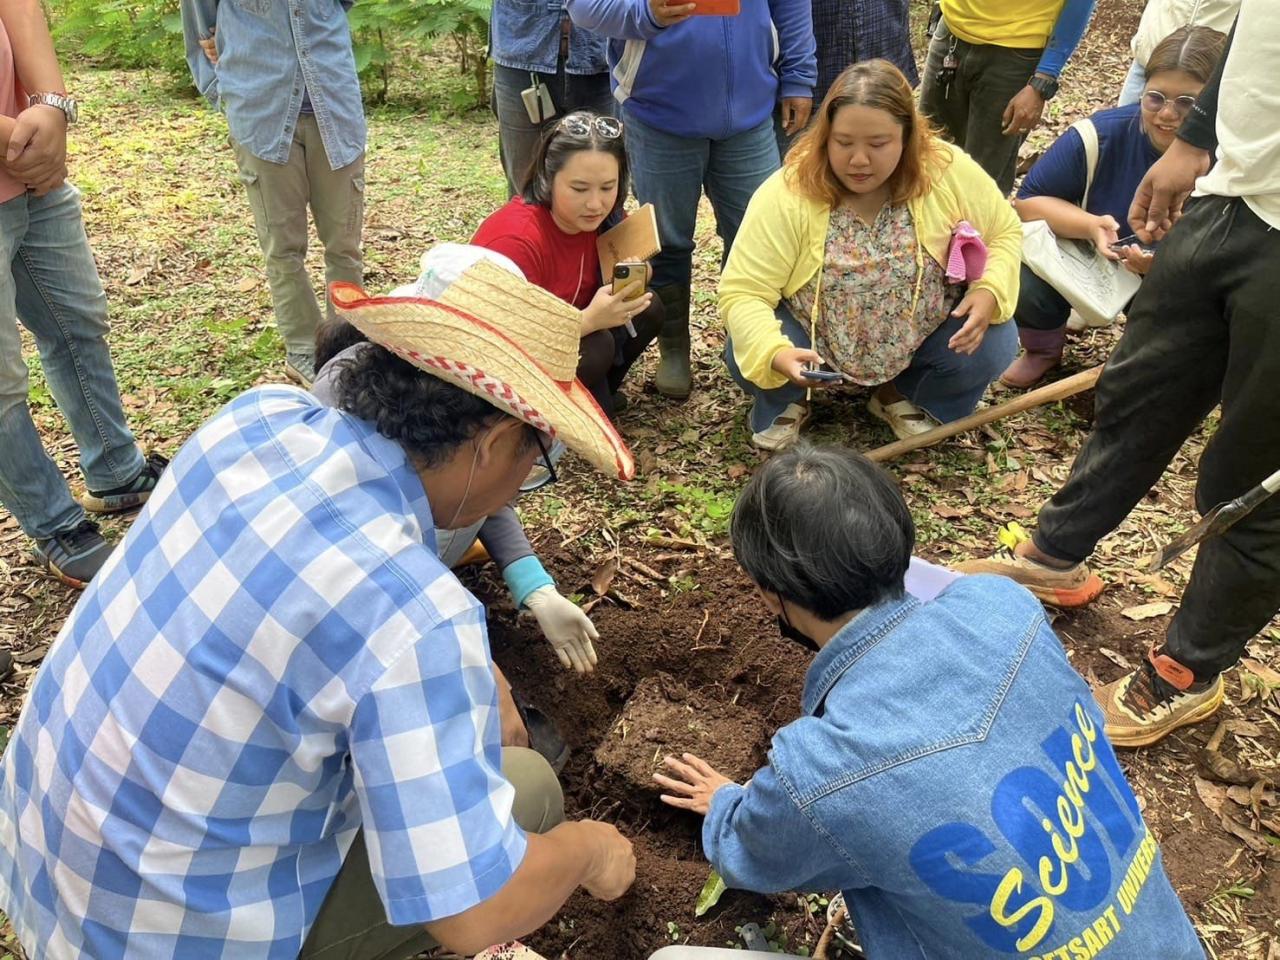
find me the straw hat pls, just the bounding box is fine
[329,247,635,480]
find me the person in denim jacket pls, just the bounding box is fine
[491,0,615,196]
[656,443,1205,960]
[180,0,366,387]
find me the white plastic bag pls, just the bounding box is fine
[1021,219,1141,326]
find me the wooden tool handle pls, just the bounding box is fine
[865,365,1104,463]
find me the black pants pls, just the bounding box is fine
[1034,197,1280,680]
[919,19,1041,195]
[578,296,664,419]
[1016,265,1072,330]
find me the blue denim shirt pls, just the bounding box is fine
[703,576,1205,959]
[491,0,608,76]
[180,0,366,170]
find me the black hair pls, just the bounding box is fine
[320,321,534,469]
[315,319,370,370]
[729,442,915,620]
[520,110,629,218]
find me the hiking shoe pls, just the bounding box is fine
[31,519,114,589]
[955,549,1105,608]
[285,352,315,389]
[751,402,809,451]
[1095,654,1224,748]
[82,452,169,515]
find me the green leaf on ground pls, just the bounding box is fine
[694,869,726,917]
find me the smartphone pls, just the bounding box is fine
[801,368,847,382]
[611,261,646,337]
[688,0,741,14]
[611,261,647,300]
[1108,234,1156,254]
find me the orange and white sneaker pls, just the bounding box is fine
[954,549,1105,608]
[1094,649,1224,748]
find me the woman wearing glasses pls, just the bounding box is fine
[472,111,663,419]
[1001,26,1227,388]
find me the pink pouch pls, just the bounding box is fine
[946,220,988,283]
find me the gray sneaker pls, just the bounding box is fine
[32,519,115,589]
[285,353,315,389]
[82,452,168,515]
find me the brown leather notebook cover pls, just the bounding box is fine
[597,203,661,277]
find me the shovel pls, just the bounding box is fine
[1146,467,1280,571]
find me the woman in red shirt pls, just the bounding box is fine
[473,112,662,419]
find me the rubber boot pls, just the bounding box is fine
[653,283,692,400]
[1000,324,1067,389]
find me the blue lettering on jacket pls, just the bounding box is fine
[907,702,1144,954]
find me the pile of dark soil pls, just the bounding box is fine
[480,547,819,958]
[593,673,770,797]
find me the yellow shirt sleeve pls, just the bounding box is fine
[941,149,1023,323]
[719,171,822,390]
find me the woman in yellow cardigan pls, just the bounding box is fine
[720,60,1021,450]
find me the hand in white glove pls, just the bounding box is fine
[523,585,599,673]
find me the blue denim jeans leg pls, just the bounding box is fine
[492,63,615,197]
[624,112,780,289]
[723,302,809,434]
[0,185,143,540]
[1118,58,1146,107]
[726,304,1016,431]
[895,313,1018,422]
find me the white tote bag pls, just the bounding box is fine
[1020,119,1141,327]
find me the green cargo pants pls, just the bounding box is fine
[298,747,565,960]
[231,113,364,361]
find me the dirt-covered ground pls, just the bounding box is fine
[1,0,1278,957]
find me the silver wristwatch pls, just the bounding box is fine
[27,92,78,125]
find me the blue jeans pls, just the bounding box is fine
[724,302,1017,432]
[1118,57,1145,107]
[623,112,780,289]
[0,185,142,539]
[492,63,615,197]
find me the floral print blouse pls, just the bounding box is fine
[786,200,956,385]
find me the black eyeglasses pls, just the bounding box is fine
[1141,90,1197,118]
[556,115,623,140]
[520,430,562,493]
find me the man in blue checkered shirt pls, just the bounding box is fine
[0,251,638,959]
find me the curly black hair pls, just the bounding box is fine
[322,321,531,469]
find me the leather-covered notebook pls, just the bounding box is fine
[597,203,661,277]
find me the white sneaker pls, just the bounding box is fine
[751,402,809,451]
[867,393,939,440]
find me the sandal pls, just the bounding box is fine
[867,393,939,440]
[751,402,809,451]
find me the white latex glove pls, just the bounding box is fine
[524,585,599,673]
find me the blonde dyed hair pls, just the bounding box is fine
[785,59,947,208]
